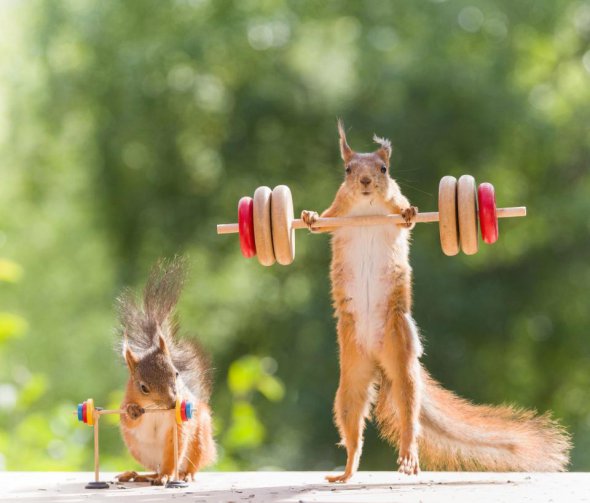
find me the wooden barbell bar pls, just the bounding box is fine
[217,207,526,234]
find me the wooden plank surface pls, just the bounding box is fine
[1,471,589,502]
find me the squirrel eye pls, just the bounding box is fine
[140,383,149,395]
[175,371,179,378]
[345,166,352,174]
[380,165,387,174]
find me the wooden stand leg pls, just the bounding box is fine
[166,421,188,489]
[85,414,109,489]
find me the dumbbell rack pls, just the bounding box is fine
[75,398,193,489]
[217,175,527,264]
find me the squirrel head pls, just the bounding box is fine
[337,119,395,204]
[118,258,188,410]
[123,331,178,409]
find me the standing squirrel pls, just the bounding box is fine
[301,121,570,483]
[115,258,216,485]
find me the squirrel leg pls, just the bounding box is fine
[377,311,422,475]
[326,315,377,484]
[150,426,180,486]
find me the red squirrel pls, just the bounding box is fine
[115,258,216,485]
[301,121,570,483]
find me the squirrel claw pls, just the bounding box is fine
[301,210,319,232]
[150,474,170,486]
[401,206,418,229]
[125,403,145,420]
[397,449,420,475]
[179,471,196,482]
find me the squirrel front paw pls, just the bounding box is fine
[125,403,145,420]
[301,210,319,231]
[401,206,418,229]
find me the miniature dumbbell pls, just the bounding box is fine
[75,398,193,489]
[76,398,193,426]
[217,175,526,264]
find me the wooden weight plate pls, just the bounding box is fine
[253,186,276,266]
[271,185,295,265]
[457,175,478,255]
[438,176,460,256]
[478,183,499,244]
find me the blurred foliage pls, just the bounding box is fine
[0,0,589,472]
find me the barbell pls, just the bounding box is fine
[74,397,194,489]
[217,175,527,265]
[76,398,193,426]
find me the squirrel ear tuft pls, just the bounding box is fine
[158,332,170,356]
[337,119,354,164]
[124,346,138,372]
[373,133,392,162]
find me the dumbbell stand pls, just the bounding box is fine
[83,408,187,489]
[216,206,527,235]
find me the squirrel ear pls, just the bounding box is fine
[124,345,138,372]
[337,119,354,164]
[158,332,170,356]
[373,133,392,162]
[122,330,138,372]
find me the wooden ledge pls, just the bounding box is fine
[1,471,588,502]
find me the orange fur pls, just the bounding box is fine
[302,122,571,483]
[119,381,216,484]
[116,259,216,485]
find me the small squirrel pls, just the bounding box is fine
[301,121,570,483]
[115,258,216,485]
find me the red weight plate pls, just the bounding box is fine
[478,183,499,244]
[180,399,187,422]
[82,401,88,424]
[238,197,256,258]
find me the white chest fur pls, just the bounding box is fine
[336,199,409,351]
[129,411,174,472]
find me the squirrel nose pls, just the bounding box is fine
[360,177,372,187]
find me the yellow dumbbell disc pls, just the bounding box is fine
[175,398,182,425]
[86,398,94,426]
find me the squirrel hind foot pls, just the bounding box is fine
[325,472,353,484]
[397,451,420,475]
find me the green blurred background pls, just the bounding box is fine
[0,0,589,473]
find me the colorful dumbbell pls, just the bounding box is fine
[75,397,194,490]
[77,398,95,426]
[175,399,194,425]
[217,176,526,264]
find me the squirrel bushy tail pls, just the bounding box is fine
[117,256,211,399]
[375,367,571,471]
